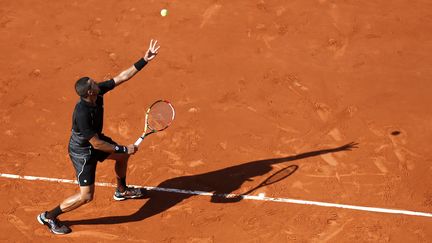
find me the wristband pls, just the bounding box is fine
[114,145,128,154]
[134,58,147,71]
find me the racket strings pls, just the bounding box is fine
[147,101,175,131]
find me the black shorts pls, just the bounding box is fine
[69,134,118,186]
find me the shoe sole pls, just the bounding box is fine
[36,214,70,235]
[113,195,126,201]
[36,214,44,225]
[113,195,143,201]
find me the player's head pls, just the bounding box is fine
[75,77,100,97]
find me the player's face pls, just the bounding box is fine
[88,79,100,96]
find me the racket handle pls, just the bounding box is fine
[134,137,144,146]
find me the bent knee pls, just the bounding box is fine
[80,193,94,203]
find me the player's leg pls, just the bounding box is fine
[96,134,146,200]
[106,152,146,200]
[109,152,129,190]
[60,184,95,212]
[37,185,95,235]
[37,153,97,234]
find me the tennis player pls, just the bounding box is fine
[37,39,160,235]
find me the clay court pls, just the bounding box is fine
[1,0,432,242]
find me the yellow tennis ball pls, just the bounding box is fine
[160,9,168,17]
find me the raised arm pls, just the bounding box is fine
[113,39,160,86]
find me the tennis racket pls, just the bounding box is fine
[242,164,298,195]
[134,100,175,146]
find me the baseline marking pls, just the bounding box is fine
[1,173,431,218]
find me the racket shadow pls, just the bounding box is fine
[238,164,299,197]
[64,142,358,226]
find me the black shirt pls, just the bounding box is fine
[69,79,115,149]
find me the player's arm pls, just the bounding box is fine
[89,134,137,155]
[75,109,136,154]
[113,39,160,86]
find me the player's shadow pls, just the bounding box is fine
[64,142,358,226]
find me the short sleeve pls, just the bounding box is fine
[74,108,96,139]
[98,79,115,95]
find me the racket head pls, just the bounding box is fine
[146,100,175,132]
[241,164,298,195]
[261,164,298,186]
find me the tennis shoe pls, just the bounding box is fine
[37,211,71,235]
[113,187,146,201]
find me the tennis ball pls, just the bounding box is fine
[160,9,168,17]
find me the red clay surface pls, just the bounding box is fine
[1,0,432,242]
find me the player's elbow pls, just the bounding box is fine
[116,73,128,82]
[114,71,132,84]
[90,141,105,150]
[89,136,104,150]
[90,143,101,150]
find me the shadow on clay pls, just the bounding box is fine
[64,142,358,226]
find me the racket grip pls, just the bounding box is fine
[134,137,144,146]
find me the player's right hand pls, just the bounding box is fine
[126,144,138,155]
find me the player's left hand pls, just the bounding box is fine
[144,39,160,62]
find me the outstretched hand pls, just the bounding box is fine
[338,142,359,151]
[144,39,160,62]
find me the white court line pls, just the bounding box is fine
[1,173,432,218]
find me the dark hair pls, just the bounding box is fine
[75,77,91,97]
